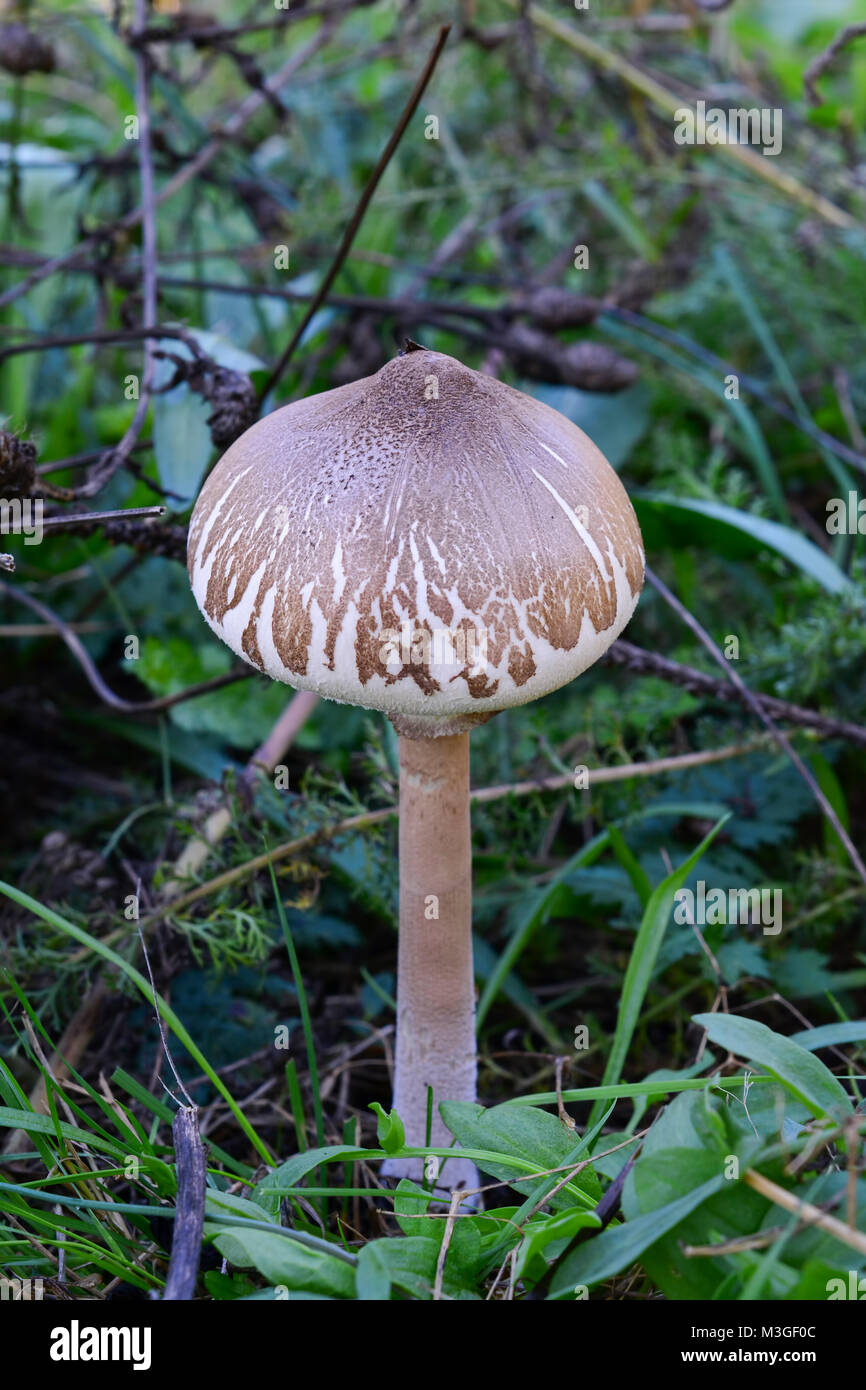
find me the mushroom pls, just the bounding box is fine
[187,344,644,1199]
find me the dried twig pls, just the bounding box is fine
[605,639,866,748]
[743,1167,866,1258]
[645,566,866,887]
[128,0,374,48]
[133,897,207,1301]
[0,324,205,362]
[0,578,252,712]
[162,1107,207,1300]
[433,1189,464,1300]
[38,505,166,532]
[804,22,866,105]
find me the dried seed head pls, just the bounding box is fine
[204,367,259,451]
[0,431,37,496]
[513,287,601,331]
[0,24,55,76]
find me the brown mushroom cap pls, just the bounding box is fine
[188,347,645,737]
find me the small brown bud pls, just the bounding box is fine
[0,431,38,496]
[0,24,55,77]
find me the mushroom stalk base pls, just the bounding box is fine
[381,731,479,1202]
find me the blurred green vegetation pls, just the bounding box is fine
[1,0,865,1303]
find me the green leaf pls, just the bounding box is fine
[589,816,729,1126]
[263,1145,370,1195]
[625,1058,712,1132]
[440,1101,600,1210]
[368,1102,406,1155]
[788,1021,866,1051]
[392,1179,442,1238]
[787,1260,861,1301]
[715,938,768,985]
[205,1190,277,1225]
[621,1114,771,1301]
[355,1237,438,1300]
[207,1225,355,1299]
[515,1207,602,1282]
[126,637,289,747]
[505,1073,779,1108]
[355,1241,392,1300]
[607,826,652,907]
[634,494,851,595]
[692,1013,853,1119]
[388,1181,485,1292]
[548,1174,725,1297]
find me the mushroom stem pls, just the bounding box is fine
[382,731,479,1199]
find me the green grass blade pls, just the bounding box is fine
[0,880,275,1166]
[269,863,324,1148]
[588,815,730,1127]
[476,830,612,1029]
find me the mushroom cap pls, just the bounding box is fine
[188,347,644,737]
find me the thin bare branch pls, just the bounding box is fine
[260,24,453,400]
[645,565,866,887]
[0,578,252,712]
[804,22,866,105]
[605,639,866,749]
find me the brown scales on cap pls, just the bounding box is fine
[188,348,644,738]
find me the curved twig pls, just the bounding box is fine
[645,566,866,888]
[605,640,866,749]
[0,578,253,712]
[804,22,866,105]
[140,735,771,927]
